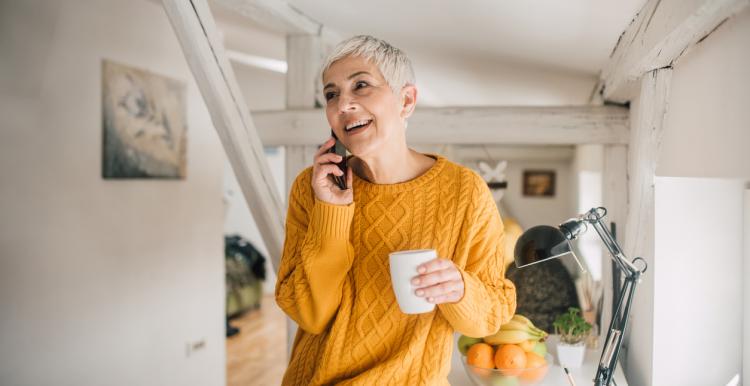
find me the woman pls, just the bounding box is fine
[275,35,516,385]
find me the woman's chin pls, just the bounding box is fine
[347,143,380,159]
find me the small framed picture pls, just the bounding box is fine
[523,170,556,197]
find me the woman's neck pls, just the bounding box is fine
[352,147,435,185]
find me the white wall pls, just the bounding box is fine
[655,14,750,180]
[500,160,573,231]
[572,145,604,281]
[623,8,750,386]
[409,48,596,106]
[0,1,225,385]
[653,178,745,386]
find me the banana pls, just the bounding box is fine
[509,314,548,337]
[482,314,549,345]
[511,314,534,325]
[498,320,534,332]
[484,329,541,345]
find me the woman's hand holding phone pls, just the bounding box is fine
[312,137,353,206]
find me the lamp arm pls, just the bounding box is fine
[576,207,647,386]
[583,208,640,276]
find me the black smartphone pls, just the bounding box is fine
[328,130,348,190]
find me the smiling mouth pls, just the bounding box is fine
[345,119,373,133]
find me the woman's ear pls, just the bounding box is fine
[399,84,418,120]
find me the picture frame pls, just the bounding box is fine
[522,170,556,197]
[102,59,187,179]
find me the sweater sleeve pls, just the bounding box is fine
[438,173,517,338]
[274,168,356,334]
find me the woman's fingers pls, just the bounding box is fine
[314,137,336,158]
[314,164,344,180]
[316,152,343,165]
[409,258,465,304]
[414,279,462,296]
[416,258,452,275]
[311,136,353,204]
[411,267,460,288]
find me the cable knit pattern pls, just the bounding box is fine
[275,154,517,385]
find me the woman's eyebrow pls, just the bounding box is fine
[324,71,372,90]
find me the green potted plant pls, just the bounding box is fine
[552,307,592,368]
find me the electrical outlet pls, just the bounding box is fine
[185,338,206,357]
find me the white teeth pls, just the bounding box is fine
[345,119,371,131]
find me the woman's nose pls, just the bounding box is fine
[337,94,357,113]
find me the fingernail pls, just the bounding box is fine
[418,267,426,273]
[415,290,424,296]
[411,278,420,285]
[427,297,434,302]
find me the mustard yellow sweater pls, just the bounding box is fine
[275,154,516,385]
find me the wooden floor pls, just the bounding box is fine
[227,295,287,386]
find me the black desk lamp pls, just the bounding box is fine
[513,207,647,386]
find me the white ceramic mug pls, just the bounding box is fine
[389,249,437,314]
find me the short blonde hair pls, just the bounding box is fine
[321,35,416,94]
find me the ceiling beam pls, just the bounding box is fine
[412,144,575,162]
[599,0,749,103]
[211,0,342,47]
[212,0,320,35]
[162,0,285,269]
[251,106,630,146]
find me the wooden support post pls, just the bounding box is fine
[284,34,324,188]
[601,144,628,343]
[621,68,672,386]
[283,33,325,359]
[161,0,285,268]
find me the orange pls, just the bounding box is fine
[519,351,548,382]
[494,344,527,376]
[466,343,495,369]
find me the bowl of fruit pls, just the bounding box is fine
[458,314,551,386]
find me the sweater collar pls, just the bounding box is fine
[351,153,447,195]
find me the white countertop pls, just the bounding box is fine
[447,334,629,386]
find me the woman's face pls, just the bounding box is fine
[322,55,414,158]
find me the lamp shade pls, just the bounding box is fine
[513,225,574,268]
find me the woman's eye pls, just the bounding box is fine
[324,92,337,101]
[355,81,368,89]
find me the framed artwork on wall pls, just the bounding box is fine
[522,170,556,197]
[102,60,187,179]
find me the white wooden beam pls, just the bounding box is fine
[252,106,630,146]
[283,34,326,360]
[161,0,285,269]
[212,0,320,35]
[286,35,324,109]
[622,68,672,386]
[601,144,628,345]
[411,144,575,162]
[211,0,343,46]
[600,0,748,103]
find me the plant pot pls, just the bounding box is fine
[556,342,585,368]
